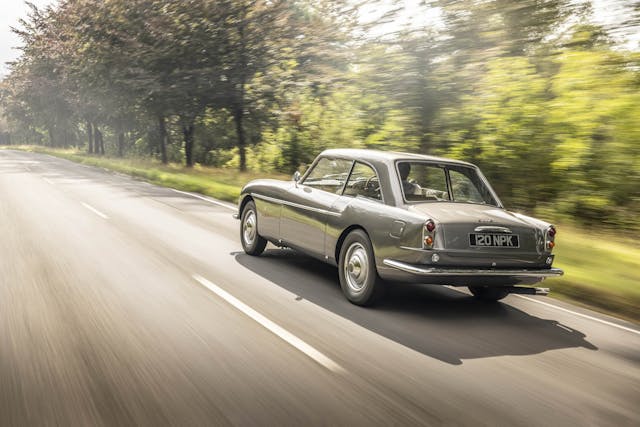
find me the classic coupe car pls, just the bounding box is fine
[237,149,563,306]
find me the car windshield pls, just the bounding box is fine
[397,161,499,206]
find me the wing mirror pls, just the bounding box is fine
[293,171,301,183]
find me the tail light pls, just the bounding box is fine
[545,226,557,251]
[423,220,436,249]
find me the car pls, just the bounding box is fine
[236,148,563,306]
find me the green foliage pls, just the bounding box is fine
[547,48,640,227]
[433,56,556,210]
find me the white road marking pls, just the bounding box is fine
[171,189,236,211]
[81,202,109,219]
[3,160,41,164]
[446,285,639,335]
[193,274,344,373]
[514,295,640,335]
[43,177,54,185]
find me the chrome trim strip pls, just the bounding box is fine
[382,259,564,277]
[251,193,342,217]
[399,246,426,252]
[474,226,512,233]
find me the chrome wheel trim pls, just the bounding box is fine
[243,210,257,246]
[344,242,369,294]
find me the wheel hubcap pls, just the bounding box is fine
[344,242,369,293]
[243,210,257,246]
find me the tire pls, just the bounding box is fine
[240,200,267,256]
[338,229,385,306]
[468,286,509,302]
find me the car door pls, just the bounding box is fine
[280,157,353,259]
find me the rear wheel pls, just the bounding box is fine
[240,201,267,256]
[338,230,384,306]
[468,286,509,302]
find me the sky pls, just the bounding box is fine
[0,0,637,77]
[0,0,55,76]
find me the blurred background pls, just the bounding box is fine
[0,0,638,318]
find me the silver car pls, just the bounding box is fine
[237,149,563,306]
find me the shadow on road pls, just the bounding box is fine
[235,249,597,365]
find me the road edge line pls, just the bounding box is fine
[171,189,236,211]
[514,295,640,335]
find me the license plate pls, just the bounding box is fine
[470,233,519,248]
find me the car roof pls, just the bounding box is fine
[319,148,476,168]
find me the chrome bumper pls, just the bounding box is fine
[382,259,564,278]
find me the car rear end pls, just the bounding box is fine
[378,203,562,288]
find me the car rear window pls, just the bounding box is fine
[397,161,498,206]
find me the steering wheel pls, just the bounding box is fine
[364,175,380,193]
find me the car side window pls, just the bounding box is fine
[302,158,353,193]
[343,162,382,201]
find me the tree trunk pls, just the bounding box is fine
[234,16,248,172]
[117,131,125,157]
[94,125,104,155]
[157,115,168,164]
[86,121,94,154]
[183,123,195,167]
[288,127,300,172]
[48,127,55,147]
[234,107,247,172]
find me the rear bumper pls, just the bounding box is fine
[383,259,564,277]
[380,259,563,286]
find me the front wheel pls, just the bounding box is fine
[338,230,384,306]
[240,201,267,256]
[468,286,509,302]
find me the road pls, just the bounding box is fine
[0,149,638,426]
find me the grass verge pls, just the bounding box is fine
[5,145,639,323]
[546,226,640,323]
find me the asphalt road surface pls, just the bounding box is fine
[1,149,638,426]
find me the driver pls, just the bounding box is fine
[398,162,421,196]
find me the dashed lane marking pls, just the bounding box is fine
[81,202,109,219]
[193,274,344,373]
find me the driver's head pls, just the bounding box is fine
[398,162,411,180]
